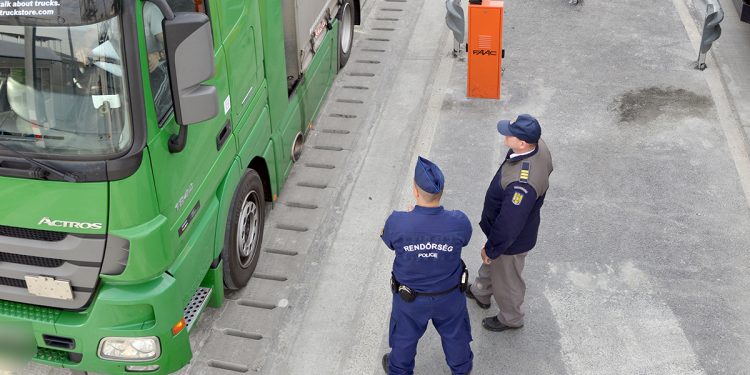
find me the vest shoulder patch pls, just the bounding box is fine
[519,161,530,183]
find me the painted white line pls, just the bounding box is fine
[545,262,705,375]
[672,0,750,209]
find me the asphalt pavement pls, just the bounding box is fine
[22,0,750,374]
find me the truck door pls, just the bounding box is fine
[215,0,263,125]
[143,0,235,256]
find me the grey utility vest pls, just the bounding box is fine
[500,139,553,198]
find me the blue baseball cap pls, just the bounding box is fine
[497,114,542,143]
[414,156,444,194]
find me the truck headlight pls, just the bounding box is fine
[97,337,160,361]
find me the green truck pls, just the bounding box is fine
[0,0,361,373]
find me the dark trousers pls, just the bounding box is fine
[387,288,473,375]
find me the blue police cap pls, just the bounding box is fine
[497,114,542,143]
[414,156,444,194]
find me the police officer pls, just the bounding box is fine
[465,114,553,332]
[381,157,473,375]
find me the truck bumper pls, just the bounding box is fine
[0,273,191,374]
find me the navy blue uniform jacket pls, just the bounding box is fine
[381,206,472,293]
[480,150,548,259]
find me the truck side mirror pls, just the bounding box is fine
[163,13,217,126]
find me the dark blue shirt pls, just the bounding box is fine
[381,206,472,293]
[480,153,546,259]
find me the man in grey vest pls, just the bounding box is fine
[465,114,553,332]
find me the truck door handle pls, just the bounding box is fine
[216,120,232,150]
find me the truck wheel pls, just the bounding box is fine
[223,170,265,290]
[337,0,355,68]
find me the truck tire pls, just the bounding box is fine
[222,169,265,290]
[338,0,356,68]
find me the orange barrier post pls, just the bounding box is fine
[467,0,504,99]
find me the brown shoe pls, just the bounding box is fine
[382,353,388,374]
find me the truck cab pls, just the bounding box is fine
[0,0,361,373]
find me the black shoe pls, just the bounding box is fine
[382,353,389,374]
[464,284,490,309]
[482,316,523,332]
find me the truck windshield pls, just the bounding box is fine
[0,17,132,159]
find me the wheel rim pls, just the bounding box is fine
[236,191,260,268]
[341,3,354,55]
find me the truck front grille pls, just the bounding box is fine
[0,276,26,288]
[0,233,105,310]
[0,252,65,268]
[0,225,66,242]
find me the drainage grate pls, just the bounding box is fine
[237,300,276,310]
[276,224,309,232]
[329,113,357,118]
[313,145,344,151]
[252,273,289,282]
[223,329,262,340]
[297,182,328,189]
[208,360,249,373]
[304,162,336,169]
[264,248,299,256]
[284,201,320,209]
[183,287,212,332]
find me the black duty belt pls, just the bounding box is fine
[390,260,469,303]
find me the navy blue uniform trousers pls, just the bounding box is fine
[388,288,473,375]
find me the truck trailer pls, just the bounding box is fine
[0,0,362,373]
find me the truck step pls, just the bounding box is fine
[184,287,212,332]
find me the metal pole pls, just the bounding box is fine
[446,0,465,57]
[697,51,707,71]
[696,0,724,70]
